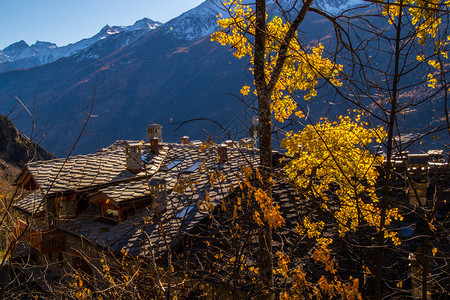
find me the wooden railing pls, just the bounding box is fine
[13,219,65,254]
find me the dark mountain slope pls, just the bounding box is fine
[0,6,340,157]
[0,114,53,167]
[0,113,54,194]
[0,24,255,156]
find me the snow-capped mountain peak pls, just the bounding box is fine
[99,25,120,35]
[164,0,364,41]
[2,40,34,61]
[0,18,162,71]
[164,1,223,41]
[31,41,58,51]
[128,18,162,31]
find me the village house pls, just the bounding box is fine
[7,124,449,298]
[9,124,275,296]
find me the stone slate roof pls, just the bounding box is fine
[22,142,167,196]
[14,192,45,216]
[92,178,163,206]
[13,139,297,264]
[51,141,261,258]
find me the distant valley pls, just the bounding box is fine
[0,0,446,157]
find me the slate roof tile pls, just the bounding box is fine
[13,192,45,215]
[17,140,282,260]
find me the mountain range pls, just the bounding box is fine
[0,18,161,72]
[1,0,443,157]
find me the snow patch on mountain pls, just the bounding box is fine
[73,27,153,62]
[165,0,364,41]
[164,1,223,41]
[2,41,35,61]
[313,0,364,14]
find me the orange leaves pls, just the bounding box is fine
[70,274,92,299]
[240,85,250,95]
[312,247,336,275]
[231,165,285,229]
[198,190,214,213]
[254,188,285,229]
[432,247,438,257]
[277,246,362,299]
[276,251,291,278]
[209,171,217,188]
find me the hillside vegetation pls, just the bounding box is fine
[0,114,53,194]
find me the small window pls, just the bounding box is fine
[106,208,119,219]
[185,162,201,173]
[176,205,195,218]
[167,159,182,170]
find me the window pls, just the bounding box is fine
[106,209,119,219]
[176,205,195,218]
[185,162,201,173]
[166,159,182,170]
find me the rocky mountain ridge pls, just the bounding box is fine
[0,18,161,72]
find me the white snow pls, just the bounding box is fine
[164,0,364,41]
[1,18,161,68]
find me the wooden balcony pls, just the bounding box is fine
[12,219,65,254]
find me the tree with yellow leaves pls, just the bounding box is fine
[282,112,401,240]
[212,0,449,298]
[212,1,343,296]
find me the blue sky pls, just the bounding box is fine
[0,0,205,49]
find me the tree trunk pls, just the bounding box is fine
[374,0,404,298]
[254,1,274,298]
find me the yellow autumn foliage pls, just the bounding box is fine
[382,0,447,45]
[282,112,402,237]
[383,0,449,90]
[211,0,342,122]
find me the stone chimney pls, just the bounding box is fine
[427,149,444,162]
[150,137,159,155]
[181,136,189,144]
[124,142,143,173]
[223,140,234,148]
[147,124,162,142]
[239,137,255,149]
[149,178,167,215]
[218,144,228,164]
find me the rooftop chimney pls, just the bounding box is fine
[224,140,235,148]
[124,142,143,173]
[239,137,255,149]
[147,124,162,142]
[150,137,159,155]
[149,178,167,215]
[218,144,228,164]
[181,136,189,145]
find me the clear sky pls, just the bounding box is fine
[0,0,205,50]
